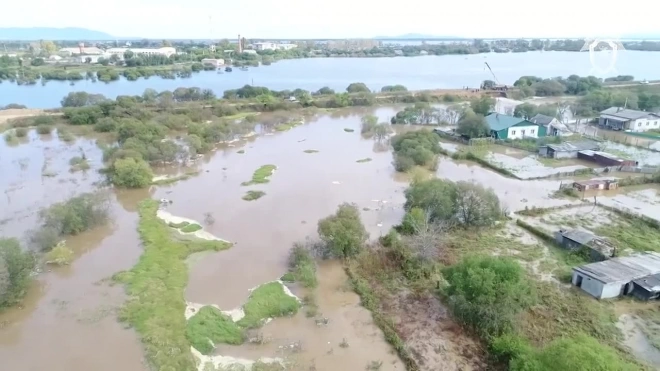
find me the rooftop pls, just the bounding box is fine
[484,113,529,131]
[573,252,660,284]
[545,141,600,152]
[633,273,660,292]
[600,107,659,120]
[530,113,555,126]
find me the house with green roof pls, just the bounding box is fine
[485,113,546,140]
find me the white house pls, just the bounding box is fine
[530,113,571,136]
[484,113,544,140]
[572,252,660,299]
[599,107,660,133]
[105,47,176,59]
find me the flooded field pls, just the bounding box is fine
[1,105,659,370]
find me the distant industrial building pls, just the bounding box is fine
[201,58,224,67]
[252,42,297,51]
[59,46,104,56]
[572,252,660,299]
[599,107,660,133]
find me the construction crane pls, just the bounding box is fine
[484,62,500,85]
[482,62,509,97]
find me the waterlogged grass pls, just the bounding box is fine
[356,158,372,163]
[152,171,200,186]
[274,121,301,132]
[596,215,660,253]
[241,165,276,186]
[242,190,266,201]
[169,221,190,229]
[303,149,319,154]
[288,244,318,288]
[237,282,300,329]
[181,223,203,233]
[186,306,243,354]
[344,128,355,132]
[115,199,231,371]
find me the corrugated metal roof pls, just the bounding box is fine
[600,107,659,120]
[545,141,600,152]
[484,113,529,131]
[530,114,555,126]
[574,252,660,284]
[633,273,660,292]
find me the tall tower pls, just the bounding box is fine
[237,34,242,53]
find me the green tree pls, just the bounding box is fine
[454,181,501,227]
[316,87,335,95]
[381,85,408,93]
[111,158,154,188]
[443,256,536,338]
[346,82,370,93]
[456,113,489,138]
[470,96,495,115]
[0,238,35,308]
[404,178,457,222]
[360,114,378,134]
[317,203,368,259]
[513,103,537,119]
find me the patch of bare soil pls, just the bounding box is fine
[381,290,489,371]
[0,108,52,130]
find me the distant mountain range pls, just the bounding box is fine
[0,27,122,40]
[374,33,466,40]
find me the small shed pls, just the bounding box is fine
[631,273,660,301]
[538,141,600,159]
[578,150,638,167]
[555,229,615,261]
[572,252,660,299]
[573,179,619,192]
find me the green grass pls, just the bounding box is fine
[69,156,90,172]
[152,171,200,186]
[344,128,355,132]
[288,244,318,288]
[596,215,660,253]
[241,165,276,186]
[57,129,75,142]
[280,272,295,282]
[274,121,301,131]
[242,190,266,201]
[637,307,660,350]
[186,306,244,354]
[356,158,372,163]
[168,221,190,229]
[303,149,319,153]
[115,199,231,371]
[237,282,300,329]
[181,224,203,233]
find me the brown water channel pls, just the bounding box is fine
[0,106,587,370]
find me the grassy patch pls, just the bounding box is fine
[242,190,266,201]
[115,199,231,371]
[280,272,295,282]
[168,221,190,229]
[274,121,300,131]
[303,149,319,154]
[241,165,276,186]
[36,125,52,135]
[237,282,300,329]
[186,306,243,354]
[44,242,74,265]
[180,224,203,233]
[69,156,90,172]
[4,131,17,144]
[57,128,75,142]
[152,171,200,186]
[344,128,355,132]
[237,149,245,154]
[356,157,372,163]
[288,243,318,288]
[596,214,660,253]
[637,307,660,350]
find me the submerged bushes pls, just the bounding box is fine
[288,241,319,288]
[391,130,442,172]
[28,192,111,252]
[0,238,36,309]
[317,203,368,259]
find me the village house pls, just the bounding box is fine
[538,140,600,159]
[484,113,545,140]
[555,229,615,261]
[529,113,571,136]
[200,58,225,67]
[599,107,660,132]
[572,252,660,299]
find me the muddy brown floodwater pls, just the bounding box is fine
[0,106,581,371]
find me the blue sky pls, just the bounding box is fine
[1,0,658,39]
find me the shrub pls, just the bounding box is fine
[36,125,52,135]
[288,242,318,288]
[94,117,118,132]
[317,203,368,259]
[29,192,110,251]
[0,238,35,308]
[110,157,154,188]
[186,306,243,354]
[14,127,28,137]
[390,130,442,171]
[442,256,536,338]
[33,115,55,126]
[44,241,74,265]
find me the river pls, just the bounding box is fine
[3,50,660,108]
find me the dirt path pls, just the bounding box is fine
[0,108,47,130]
